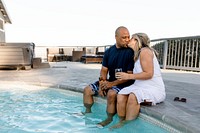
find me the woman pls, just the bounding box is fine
[112,33,166,128]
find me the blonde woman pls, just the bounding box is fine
[112,33,166,128]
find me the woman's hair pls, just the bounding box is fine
[132,33,157,60]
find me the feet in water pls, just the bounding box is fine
[83,103,93,114]
[97,118,113,127]
[109,120,131,129]
[81,107,92,115]
[81,110,91,115]
[85,107,92,113]
[97,112,115,127]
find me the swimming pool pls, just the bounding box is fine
[0,84,176,133]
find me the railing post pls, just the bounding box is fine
[163,40,168,69]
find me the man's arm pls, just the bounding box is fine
[98,66,108,97]
[100,66,108,80]
[101,70,133,91]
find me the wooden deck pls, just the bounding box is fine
[81,55,103,64]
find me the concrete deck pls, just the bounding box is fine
[0,62,199,133]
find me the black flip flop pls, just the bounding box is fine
[174,97,187,103]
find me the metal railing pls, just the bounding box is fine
[34,36,200,72]
[151,36,200,72]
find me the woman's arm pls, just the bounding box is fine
[134,48,154,80]
[116,48,154,80]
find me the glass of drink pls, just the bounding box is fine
[115,68,122,78]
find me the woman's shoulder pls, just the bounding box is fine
[140,47,153,57]
[140,47,153,53]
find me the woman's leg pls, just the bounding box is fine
[125,93,140,120]
[110,93,140,129]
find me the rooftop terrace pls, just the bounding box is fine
[0,62,199,132]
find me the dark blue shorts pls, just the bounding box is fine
[89,81,123,96]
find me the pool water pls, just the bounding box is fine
[0,84,169,133]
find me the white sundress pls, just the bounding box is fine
[118,53,166,105]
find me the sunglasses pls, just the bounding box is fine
[174,97,187,103]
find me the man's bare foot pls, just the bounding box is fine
[81,109,92,115]
[97,118,113,127]
[85,109,92,113]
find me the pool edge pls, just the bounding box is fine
[1,81,197,133]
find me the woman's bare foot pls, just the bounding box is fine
[109,120,131,129]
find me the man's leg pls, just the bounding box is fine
[83,85,94,113]
[117,94,128,121]
[125,93,140,120]
[98,89,117,126]
[109,94,128,129]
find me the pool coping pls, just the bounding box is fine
[6,81,197,133]
[58,84,198,133]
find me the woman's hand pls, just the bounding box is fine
[115,72,132,80]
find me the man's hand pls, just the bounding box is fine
[100,80,112,91]
[99,80,106,97]
[98,89,105,97]
[99,80,112,97]
[103,81,112,90]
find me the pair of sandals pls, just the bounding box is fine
[140,97,187,106]
[174,97,187,103]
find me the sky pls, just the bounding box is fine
[3,0,200,46]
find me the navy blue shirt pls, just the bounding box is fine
[102,44,135,88]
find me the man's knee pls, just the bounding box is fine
[107,90,117,101]
[83,86,93,96]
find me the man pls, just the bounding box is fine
[83,26,135,127]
